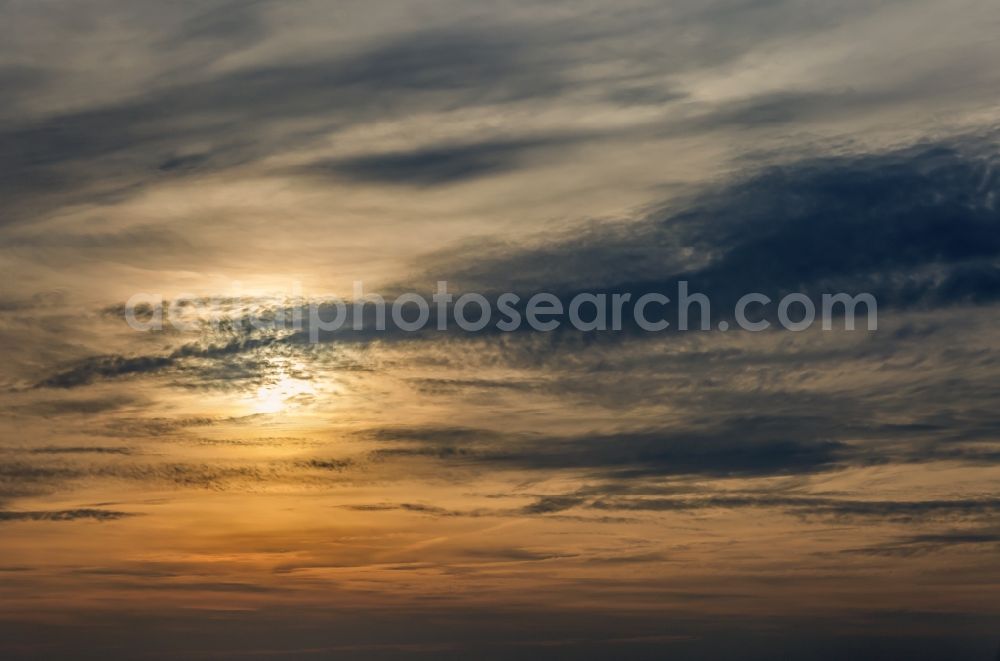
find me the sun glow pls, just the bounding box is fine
[250,375,315,414]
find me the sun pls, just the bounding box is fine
[253,387,286,414]
[250,375,314,414]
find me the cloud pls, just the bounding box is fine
[367,423,848,478]
[27,135,999,396]
[842,529,1000,556]
[345,502,468,517]
[0,64,53,117]
[36,355,175,389]
[0,458,282,503]
[589,495,1000,522]
[0,26,562,226]
[11,395,138,416]
[298,458,353,471]
[343,494,586,519]
[302,137,566,186]
[437,136,1000,314]
[343,491,1000,525]
[0,508,136,522]
[29,447,133,455]
[34,334,283,388]
[99,415,223,437]
[519,495,587,514]
[3,3,1000,658]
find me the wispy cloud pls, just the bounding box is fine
[0,508,136,522]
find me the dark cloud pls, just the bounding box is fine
[29,446,133,455]
[361,400,1000,483]
[606,85,687,107]
[91,461,279,488]
[40,135,997,392]
[367,424,847,478]
[344,495,594,521]
[669,88,917,132]
[691,90,854,127]
[345,491,1000,525]
[589,495,1000,522]
[406,377,543,394]
[460,547,576,562]
[303,138,563,186]
[483,434,844,478]
[344,495,586,519]
[298,458,353,471]
[36,355,175,389]
[0,462,80,483]
[842,529,1000,556]
[436,137,1000,317]
[100,415,222,437]
[11,395,138,416]
[6,0,915,231]
[34,334,283,388]
[346,502,468,517]
[0,27,562,226]
[0,458,280,502]
[518,495,586,514]
[0,64,51,117]
[0,508,136,522]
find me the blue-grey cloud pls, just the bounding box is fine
[368,423,848,478]
[438,136,1000,315]
[590,495,1000,521]
[0,27,562,225]
[303,138,565,186]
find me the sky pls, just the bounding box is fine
[1,0,1000,659]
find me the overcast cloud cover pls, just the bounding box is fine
[2,1,1000,659]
